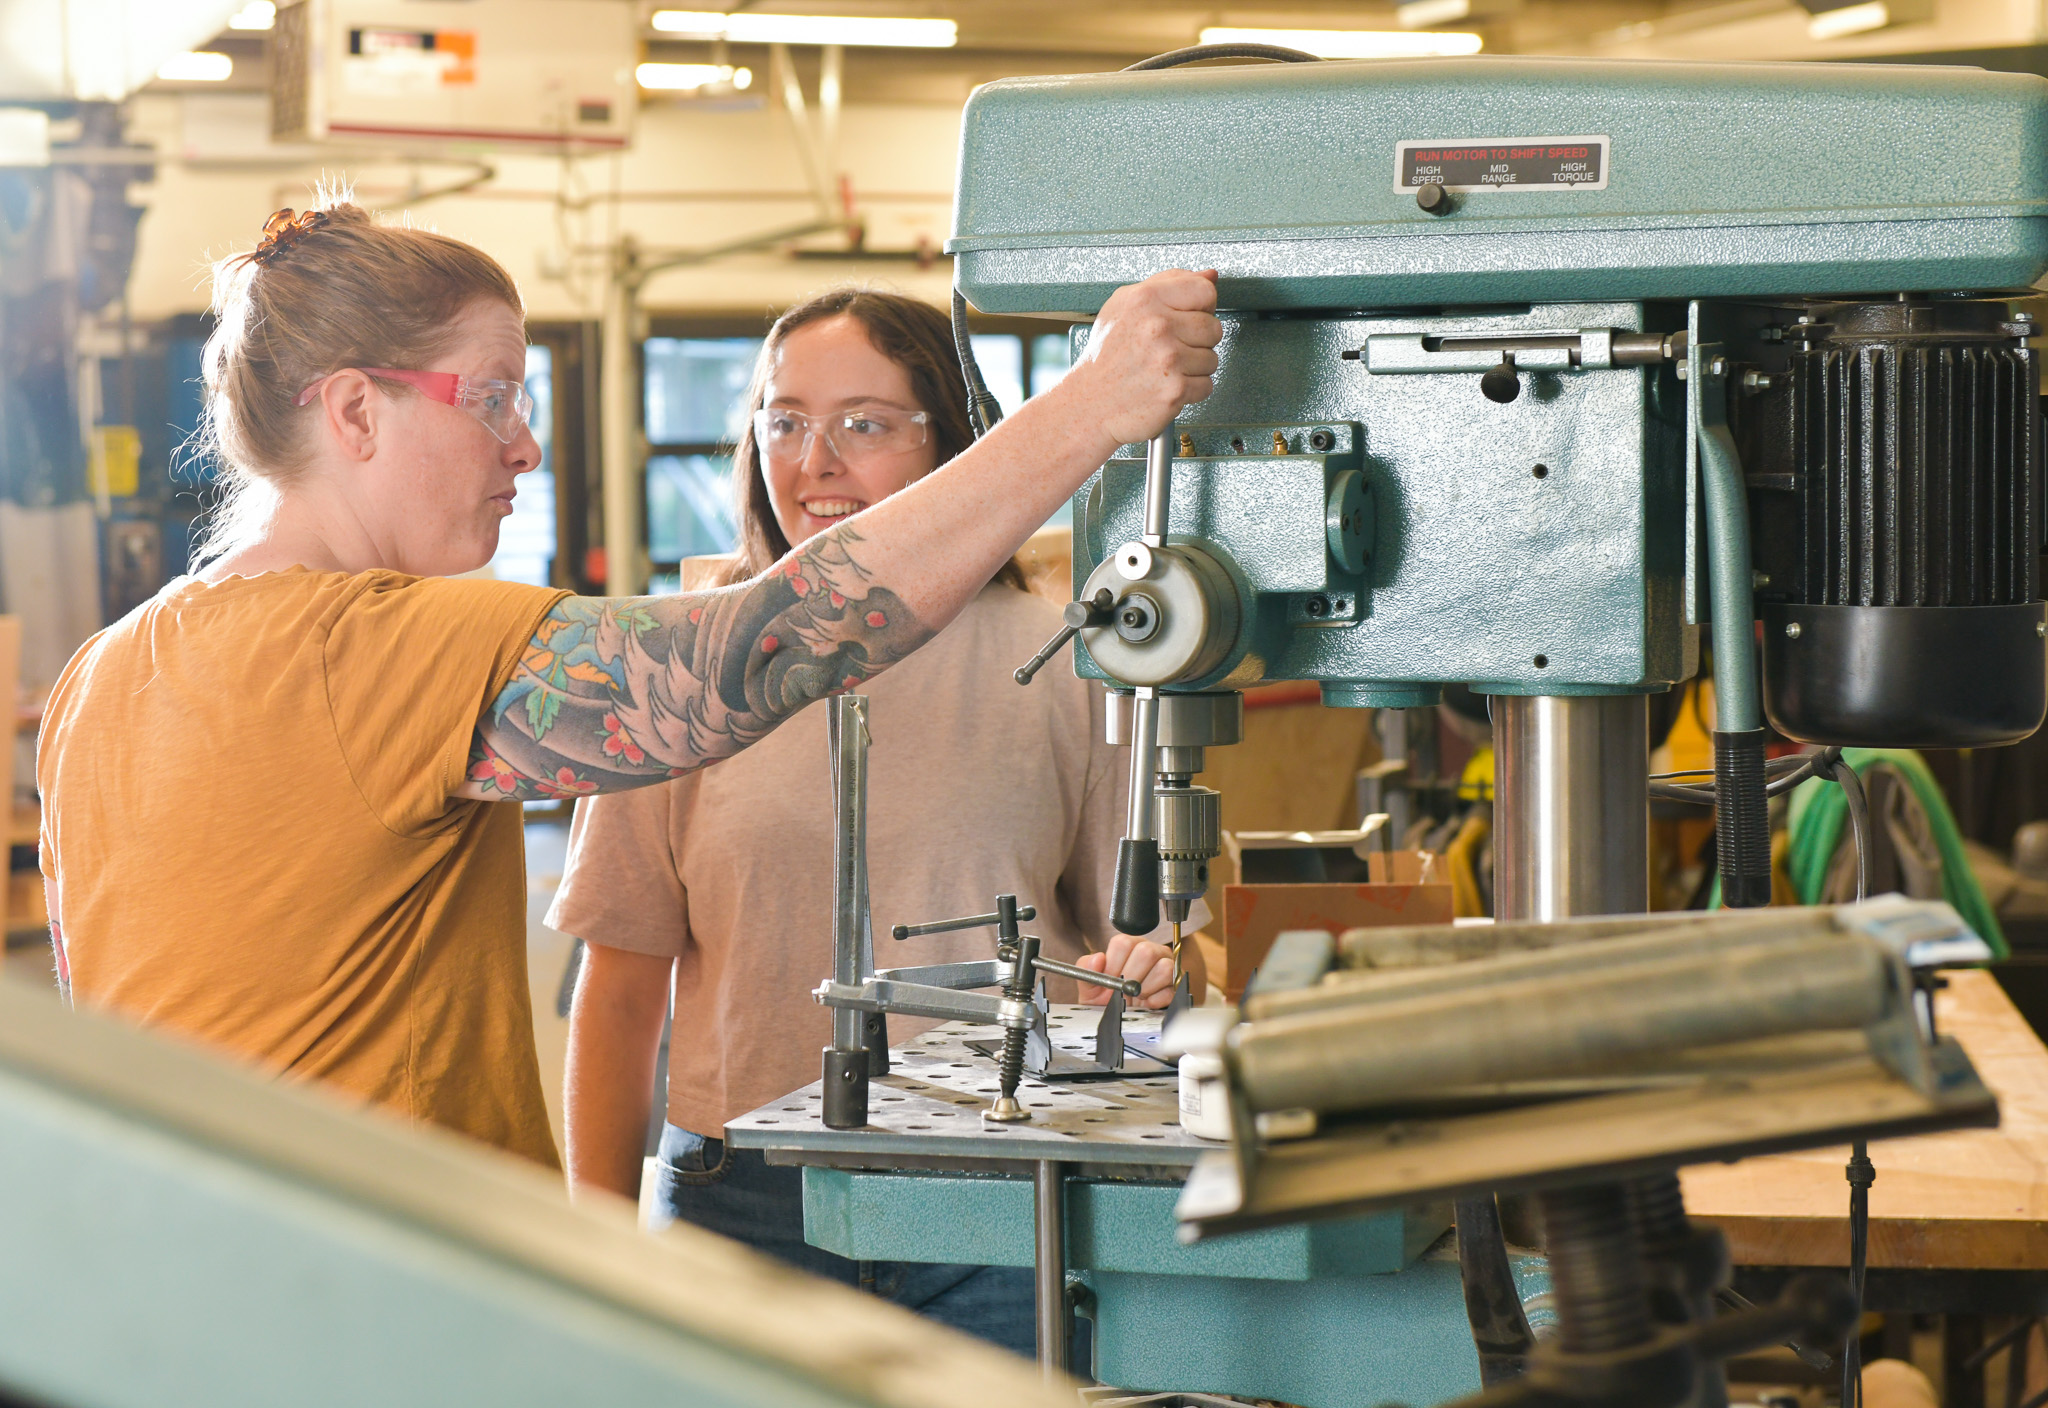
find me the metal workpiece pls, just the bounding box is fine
[1248,906,1885,1023]
[1174,902,1999,1241]
[1492,694,1650,922]
[1226,934,1894,1118]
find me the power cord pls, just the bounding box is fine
[1651,742,1874,1408]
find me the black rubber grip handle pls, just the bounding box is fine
[1111,838,1161,936]
[1715,728,1773,909]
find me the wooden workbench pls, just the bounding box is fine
[1681,968,2048,1273]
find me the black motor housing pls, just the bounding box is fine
[1734,296,2046,747]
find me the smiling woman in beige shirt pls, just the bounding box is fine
[548,289,1206,1355]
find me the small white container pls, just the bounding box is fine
[1177,1050,1230,1141]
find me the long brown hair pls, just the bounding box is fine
[724,288,1027,591]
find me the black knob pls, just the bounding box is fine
[1416,183,1455,216]
[1481,356,1521,404]
[1110,838,1160,936]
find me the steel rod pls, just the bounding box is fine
[1125,689,1159,842]
[1232,934,1890,1115]
[1035,1159,1070,1378]
[1142,432,1173,545]
[829,697,869,1052]
[891,906,1036,940]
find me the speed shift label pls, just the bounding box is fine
[1395,137,1610,193]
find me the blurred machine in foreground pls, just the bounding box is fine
[0,980,1071,1408]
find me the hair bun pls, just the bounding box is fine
[250,207,331,267]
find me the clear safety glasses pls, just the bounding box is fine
[752,406,932,467]
[296,368,535,445]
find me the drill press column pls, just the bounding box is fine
[1492,695,1651,922]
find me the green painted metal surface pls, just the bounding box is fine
[0,984,1066,1408]
[1081,1246,1551,1408]
[952,58,2048,312]
[802,1168,1514,1408]
[1069,304,1690,697]
[803,1167,1448,1279]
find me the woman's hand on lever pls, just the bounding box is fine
[1076,931,1210,1011]
[457,269,1221,802]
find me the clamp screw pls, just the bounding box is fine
[1785,621,1803,639]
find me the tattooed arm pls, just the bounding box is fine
[457,268,1221,801]
[459,530,926,799]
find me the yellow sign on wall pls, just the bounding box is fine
[89,426,140,499]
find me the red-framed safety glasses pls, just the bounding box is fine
[295,367,534,445]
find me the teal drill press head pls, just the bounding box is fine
[951,56,2048,313]
[966,55,2048,742]
[975,55,2048,925]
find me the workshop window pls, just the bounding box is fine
[644,335,763,585]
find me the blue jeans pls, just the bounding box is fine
[653,1124,1037,1358]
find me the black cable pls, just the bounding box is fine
[1842,1141,1873,1408]
[949,288,1004,439]
[1806,747,1872,1408]
[1122,42,1320,71]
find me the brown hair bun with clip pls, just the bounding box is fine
[250,207,331,267]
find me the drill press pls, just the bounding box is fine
[974,51,2048,940]
[958,48,2048,1400]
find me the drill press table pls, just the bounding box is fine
[726,1006,1540,1407]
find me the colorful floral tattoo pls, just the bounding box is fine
[461,528,925,801]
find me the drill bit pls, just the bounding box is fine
[1170,920,1184,987]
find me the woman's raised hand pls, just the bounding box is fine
[1058,269,1223,455]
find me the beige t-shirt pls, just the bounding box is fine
[547,584,1183,1135]
[40,569,568,1166]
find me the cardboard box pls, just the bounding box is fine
[1219,877,1454,999]
[1221,828,1435,888]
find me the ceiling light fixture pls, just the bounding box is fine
[650,11,957,47]
[155,52,234,82]
[1198,26,1483,57]
[228,1,277,30]
[637,62,753,90]
[1396,0,1476,28]
[1806,0,1892,36]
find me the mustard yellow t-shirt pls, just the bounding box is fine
[38,568,568,1166]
